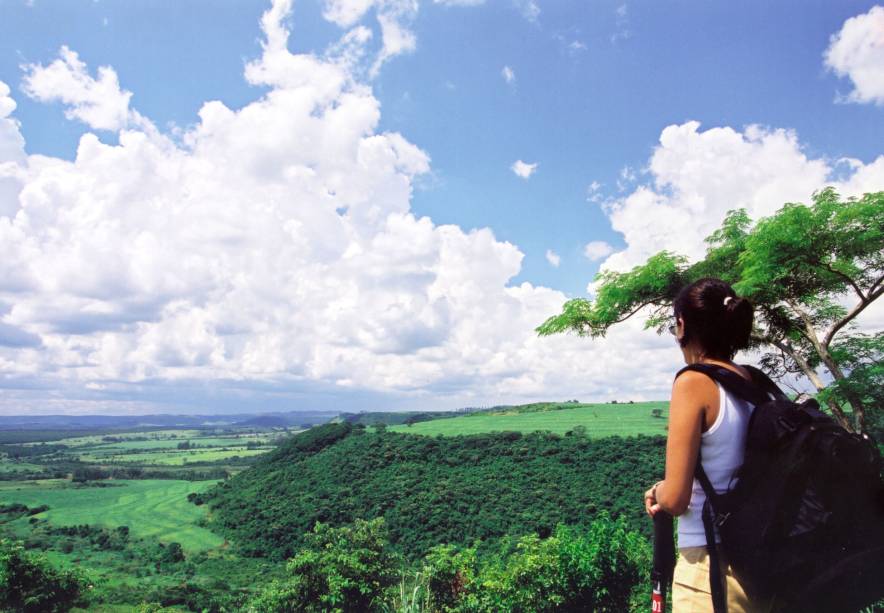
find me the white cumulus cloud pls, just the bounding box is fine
[21,46,146,131]
[4,2,880,415]
[0,0,686,414]
[0,81,26,220]
[824,5,884,106]
[511,159,537,179]
[545,249,560,267]
[598,121,884,274]
[583,241,614,261]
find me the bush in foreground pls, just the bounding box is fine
[248,517,398,612]
[422,513,650,612]
[0,539,90,612]
[249,513,651,612]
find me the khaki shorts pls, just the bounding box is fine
[672,546,765,613]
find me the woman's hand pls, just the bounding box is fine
[644,481,663,517]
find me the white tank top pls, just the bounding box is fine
[677,381,755,549]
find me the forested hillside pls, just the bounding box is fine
[201,423,666,561]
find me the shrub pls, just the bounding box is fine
[248,517,399,613]
[423,514,651,612]
[155,542,185,568]
[423,544,479,612]
[0,539,90,612]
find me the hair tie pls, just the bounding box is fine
[723,296,733,306]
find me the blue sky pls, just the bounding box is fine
[0,0,881,414]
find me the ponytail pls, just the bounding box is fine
[673,278,754,360]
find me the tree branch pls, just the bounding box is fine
[753,334,826,391]
[868,273,884,298]
[819,261,866,301]
[605,297,667,327]
[822,282,884,348]
[784,299,825,353]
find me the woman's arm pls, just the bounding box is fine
[647,371,718,516]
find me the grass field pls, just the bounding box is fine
[76,448,272,465]
[389,401,669,437]
[0,479,223,552]
[0,460,45,473]
[86,434,276,451]
[21,429,206,447]
[0,427,287,476]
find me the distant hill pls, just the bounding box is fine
[201,423,665,561]
[233,415,293,428]
[389,400,669,437]
[335,410,469,427]
[0,410,341,431]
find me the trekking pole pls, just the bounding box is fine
[651,510,675,613]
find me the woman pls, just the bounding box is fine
[643,277,760,612]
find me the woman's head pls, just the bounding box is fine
[672,278,753,361]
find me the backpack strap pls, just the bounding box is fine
[675,363,773,407]
[741,364,789,401]
[692,450,727,613]
[702,497,728,613]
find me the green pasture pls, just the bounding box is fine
[0,479,223,552]
[76,448,272,465]
[82,434,276,451]
[0,459,45,473]
[23,429,206,447]
[389,401,669,437]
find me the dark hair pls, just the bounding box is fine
[673,278,753,360]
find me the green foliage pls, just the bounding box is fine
[340,411,458,427]
[155,541,185,569]
[819,333,883,407]
[138,579,246,612]
[246,515,651,613]
[537,189,884,432]
[421,515,650,612]
[536,251,687,337]
[422,544,478,612]
[248,518,399,612]
[384,570,432,613]
[205,426,665,561]
[72,467,107,482]
[736,189,883,301]
[819,332,884,450]
[0,538,89,612]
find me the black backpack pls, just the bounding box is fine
[675,363,884,613]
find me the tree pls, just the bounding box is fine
[537,189,883,433]
[247,518,399,612]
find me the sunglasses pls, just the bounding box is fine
[668,324,677,336]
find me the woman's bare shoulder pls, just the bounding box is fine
[672,369,719,393]
[671,369,719,411]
